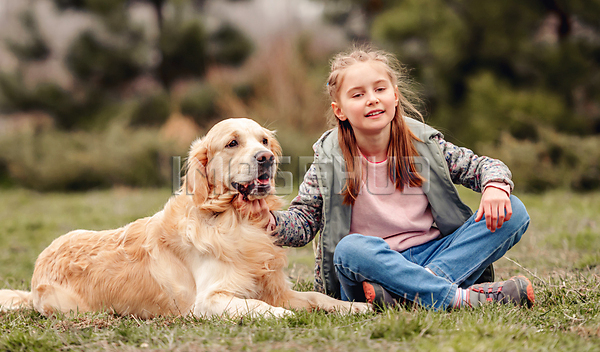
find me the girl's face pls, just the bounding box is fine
[332,61,399,139]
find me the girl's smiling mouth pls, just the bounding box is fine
[365,110,385,118]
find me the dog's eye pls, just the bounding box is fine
[262,138,268,146]
[226,140,238,148]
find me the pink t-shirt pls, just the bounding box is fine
[349,156,440,252]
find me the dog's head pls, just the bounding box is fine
[183,118,282,206]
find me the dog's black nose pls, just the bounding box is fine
[255,151,274,167]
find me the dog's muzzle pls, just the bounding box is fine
[231,151,275,200]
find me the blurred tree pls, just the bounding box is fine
[0,9,92,129]
[327,0,600,146]
[66,29,148,89]
[5,11,51,62]
[158,16,208,89]
[0,0,253,129]
[209,23,254,66]
[53,0,207,90]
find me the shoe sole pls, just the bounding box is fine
[524,276,535,308]
[362,281,378,304]
[362,281,397,312]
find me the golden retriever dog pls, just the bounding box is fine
[0,118,369,318]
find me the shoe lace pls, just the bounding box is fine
[470,281,506,302]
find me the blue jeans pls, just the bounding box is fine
[333,195,530,310]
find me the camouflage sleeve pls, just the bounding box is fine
[271,162,323,247]
[436,135,514,193]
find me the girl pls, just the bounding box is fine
[252,47,534,311]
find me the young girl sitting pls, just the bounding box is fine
[250,46,534,311]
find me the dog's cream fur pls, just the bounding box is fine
[0,118,369,318]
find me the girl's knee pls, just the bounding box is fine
[334,234,367,261]
[505,195,530,245]
[509,195,530,226]
[334,234,386,264]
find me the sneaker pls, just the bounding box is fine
[362,281,397,311]
[467,275,535,308]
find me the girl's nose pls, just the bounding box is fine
[366,93,379,105]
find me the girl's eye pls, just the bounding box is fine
[376,87,385,92]
[352,93,363,98]
[262,138,268,145]
[226,140,238,148]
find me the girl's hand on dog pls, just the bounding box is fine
[475,187,512,233]
[234,196,276,231]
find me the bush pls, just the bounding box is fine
[479,128,600,193]
[0,158,12,188]
[179,83,217,126]
[0,124,182,191]
[436,71,569,148]
[0,72,106,130]
[130,91,171,127]
[209,23,254,66]
[66,30,147,89]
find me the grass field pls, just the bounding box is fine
[1,187,600,351]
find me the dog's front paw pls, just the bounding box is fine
[349,302,372,313]
[267,306,294,318]
[331,301,372,314]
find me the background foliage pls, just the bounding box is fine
[1,0,599,192]
[1,2,600,349]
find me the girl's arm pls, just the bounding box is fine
[271,162,324,247]
[436,135,514,192]
[437,135,514,232]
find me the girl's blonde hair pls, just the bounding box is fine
[326,46,425,205]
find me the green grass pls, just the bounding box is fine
[1,188,600,351]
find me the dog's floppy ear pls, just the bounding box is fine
[183,137,209,205]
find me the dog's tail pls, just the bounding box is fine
[0,289,32,311]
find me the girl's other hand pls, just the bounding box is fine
[474,187,512,232]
